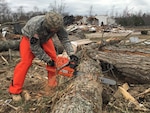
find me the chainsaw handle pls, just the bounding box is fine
[69,55,78,63]
[56,61,70,71]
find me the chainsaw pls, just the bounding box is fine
[48,56,116,85]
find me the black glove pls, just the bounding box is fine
[30,37,38,44]
[69,55,79,69]
[47,60,55,66]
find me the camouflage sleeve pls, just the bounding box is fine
[30,36,51,63]
[57,27,74,56]
[21,16,51,63]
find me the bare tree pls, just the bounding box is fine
[48,0,66,14]
[33,6,39,13]
[17,6,24,16]
[89,5,93,16]
[0,0,12,23]
[111,5,115,17]
[16,6,25,20]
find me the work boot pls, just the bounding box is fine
[22,90,31,101]
[43,80,56,96]
[11,94,22,102]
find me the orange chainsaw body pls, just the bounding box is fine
[56,56,74,77]
[46,56,74,77]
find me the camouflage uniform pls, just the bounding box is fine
[22,15,74,63]
[9,12,75,96]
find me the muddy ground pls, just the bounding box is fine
[0,31,150,113]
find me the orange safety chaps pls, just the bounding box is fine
[9,36,57,94]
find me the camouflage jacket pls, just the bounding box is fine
[21,15,74,63]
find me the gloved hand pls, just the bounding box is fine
[47,60,55,66]
[30,37,39,44]
[69,55,79,69]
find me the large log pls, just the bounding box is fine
[0,38,93,54]
[0,40,20,52]
[0,39,64,54]
[2,35,150,84]
[50,49,103,113]
[92,45,150,83]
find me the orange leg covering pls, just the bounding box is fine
[9,37,57,94]
[42,39,57,87]
[9,36,35,94]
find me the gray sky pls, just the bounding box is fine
[6,0,150,16]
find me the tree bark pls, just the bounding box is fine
[0,39,64,54]
[1,37,150,84]
[92,45,150,83]
[51,49,103,113]
[0,40,20,52]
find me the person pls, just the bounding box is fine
[9,11,78,101]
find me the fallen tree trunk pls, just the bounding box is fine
[0,32,129,52]
[50,49,103,113]
[0,39,64,54]
[0,40,20,52]
[92,45,150,83]
[1,36,150,84]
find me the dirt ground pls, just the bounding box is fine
[0,31,150,113]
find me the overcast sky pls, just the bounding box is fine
[6,0,150,16]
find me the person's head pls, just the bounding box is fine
[43,11,63,32]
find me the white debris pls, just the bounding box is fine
[129,37,139,43]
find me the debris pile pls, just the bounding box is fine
[0,19,150,113]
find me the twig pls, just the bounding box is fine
[108,102,126,113]
[8,49,12,61]
[136,88,150,97]
[119,86,149,112]
[0,55,9,65]
[4,99,19,110]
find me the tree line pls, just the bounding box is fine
[1,0,150,27]
[115,13,150,27]
[0,0,67,23]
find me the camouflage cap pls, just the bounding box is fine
[44,11,63,29]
